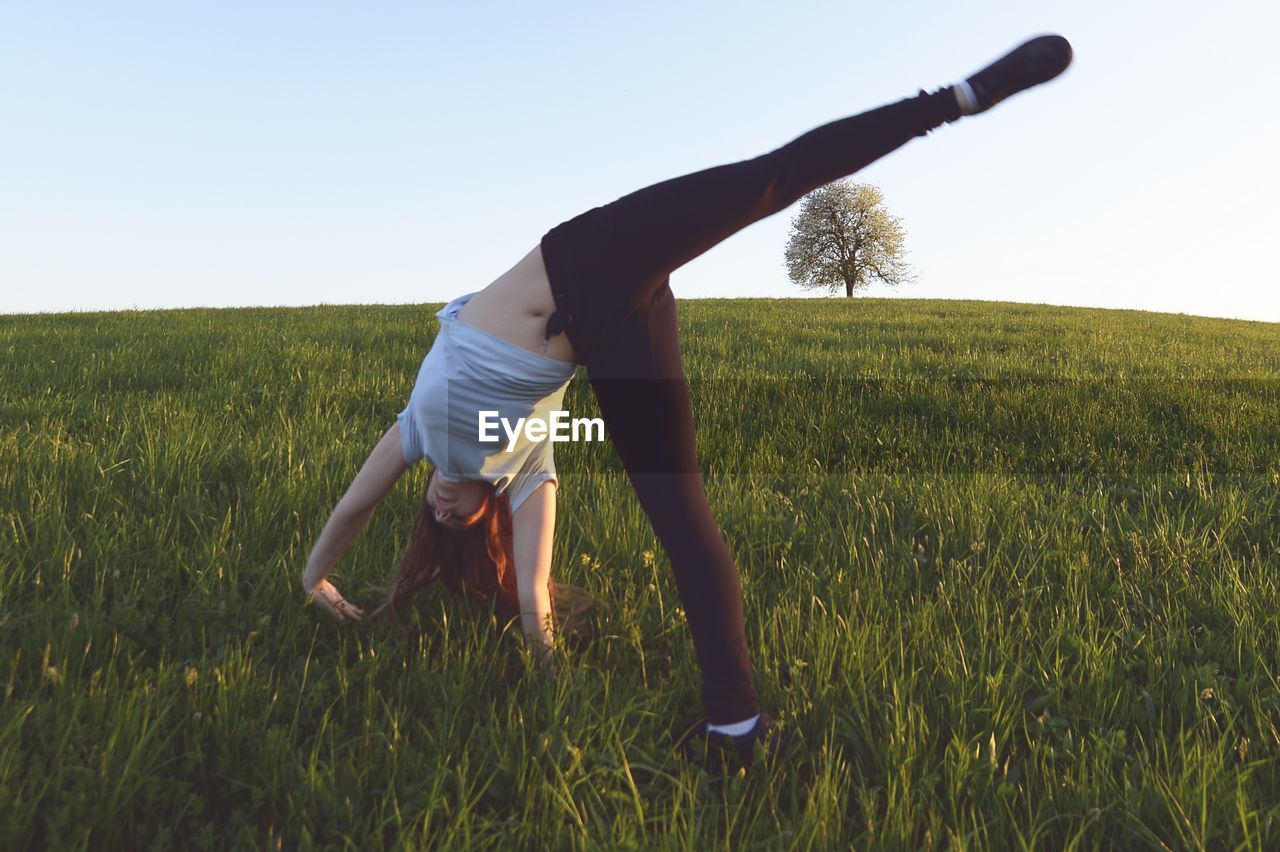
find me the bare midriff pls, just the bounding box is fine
[454,245,578,365]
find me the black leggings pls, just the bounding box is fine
[540,86,962,724]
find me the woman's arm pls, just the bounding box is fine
[301,422,410,620]
[511,479,557,663]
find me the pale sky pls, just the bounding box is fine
[3,1,1278,323]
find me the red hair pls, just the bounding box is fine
[370,470,519,625]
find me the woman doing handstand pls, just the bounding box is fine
[300,35,1073,769]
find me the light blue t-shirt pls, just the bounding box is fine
[397,292,578,511]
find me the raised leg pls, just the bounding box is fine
[541,87,961,350]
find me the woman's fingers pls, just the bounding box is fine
[309,582,363,622]
[333,598,364,620]
[317,595,342,621]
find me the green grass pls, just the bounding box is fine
[2,298,1278,849]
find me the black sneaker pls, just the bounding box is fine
[677,713,788,773]
[964,34,1073,114]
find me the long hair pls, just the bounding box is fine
[370,470,519,625]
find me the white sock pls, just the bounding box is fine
[707,714,759,737]
[953,80,979,116]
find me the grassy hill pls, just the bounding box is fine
[2,299,1278,848]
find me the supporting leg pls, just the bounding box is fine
[585,285,759,724]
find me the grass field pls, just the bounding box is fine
[2,298,1278,849]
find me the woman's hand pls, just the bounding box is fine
[297,423,407,624]
[305,577,365,622]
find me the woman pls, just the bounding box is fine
[300,34,1073,769]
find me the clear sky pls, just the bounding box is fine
[3,1,1278,322]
